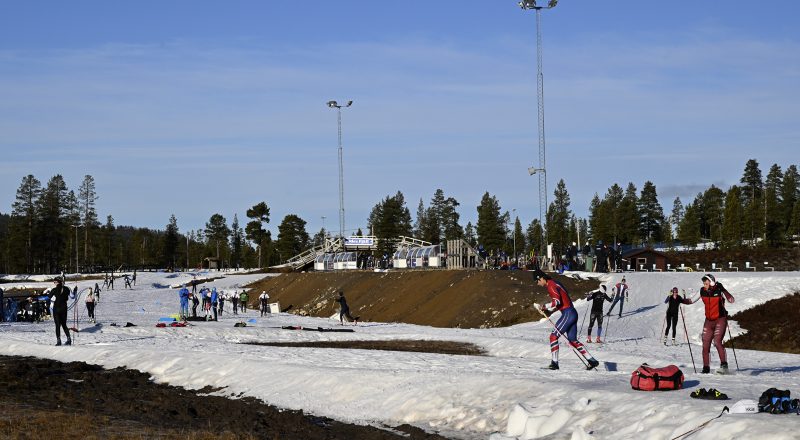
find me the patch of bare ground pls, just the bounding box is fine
[245,339,486,356]
[245,269,598,329]
[727,291,800,354]
[0,355,452,440]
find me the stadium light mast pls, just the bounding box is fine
[327,100,353,240]
[520,0,556,262]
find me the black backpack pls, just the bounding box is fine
[758,388,799,414]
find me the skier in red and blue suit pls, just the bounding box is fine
[533,269,600,370]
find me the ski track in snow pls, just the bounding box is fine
[1,270,799,439]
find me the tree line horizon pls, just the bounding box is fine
[0,158,797,274]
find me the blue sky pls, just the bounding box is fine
[1,1,798,238]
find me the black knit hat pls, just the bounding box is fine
[532,269,549,281]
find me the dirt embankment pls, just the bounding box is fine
[728,291,800,354]
[247,270,599,329]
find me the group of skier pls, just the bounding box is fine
[533,270,735,375]
[177,286,252,321]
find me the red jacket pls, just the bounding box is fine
[700,282,735,320]
[544,279,573,312]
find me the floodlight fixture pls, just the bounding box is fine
[519,0,557,10]
[528,167,545,176]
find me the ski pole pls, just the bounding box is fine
[679,305,696,373]
[725,319,740,372]
[578,298,590,335]
[534,305,590,368]
[660,313,666,342]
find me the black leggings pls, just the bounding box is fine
[54,310,70,341]
[665,313,679,338]
[587,313,604,336]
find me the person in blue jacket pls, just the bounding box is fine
[211,287,219,321]
[178,287,190,321]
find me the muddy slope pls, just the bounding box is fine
[247,270,599,329]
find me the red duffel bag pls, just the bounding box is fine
[630,363,684,391]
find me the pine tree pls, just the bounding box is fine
[275,214,309,262]
[740,159,764,245]
[789,202,800,238]
[204,214,230,260]
[671,197,684,229]
[37,175,71,273]
[780,164,799,237]
[700,185,725,244]
[637,181,664,244]
[78,175,99,266]
[10,175,41,273]
[512,216,524,262]
[245,202,272,267]
[440,196,463,241]
[369,191,412,256]
[163,214,180,269]
[526,219,544,256]
[588,193,605,244]
[677,201,701,248]
[464,222,477,247]
[230,214,244,268]
[616,183,639,245]
[546,179,572,255]
[764,164,784,246]
[721,186,743,248]
[103,215,116,267]
[476,192,506,253]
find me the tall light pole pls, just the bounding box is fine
[71,224,80,273]
[327,100,353,240]
[520,0,557,261]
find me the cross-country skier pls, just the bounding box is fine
[663,287,691,345]
[239,290,248,312]
[231,290,239,315]
[585,285,612,343]
[335,291,358,325]
[606,277,629,318]
[533,270,600,370]
[85,289,97,323]
[178,287,190,321]
[259,290,270,317]
[211,287,218,321]
[190,291,199,318]
[51,278,73,346]
[694,274,735,374]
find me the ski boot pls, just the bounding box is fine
[547,361,559,370]
[595,336,602,343]
[586,336,592,343]
[64,338,72,346]
[701,365,710,374]
[716,362,729,375]
[662,335,667,345]
[55,340,61,346]
[586,358,600,370]
[671,338,677,346]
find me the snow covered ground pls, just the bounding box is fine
[1,269,799,439]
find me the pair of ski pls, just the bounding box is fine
[534,303,599,371]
